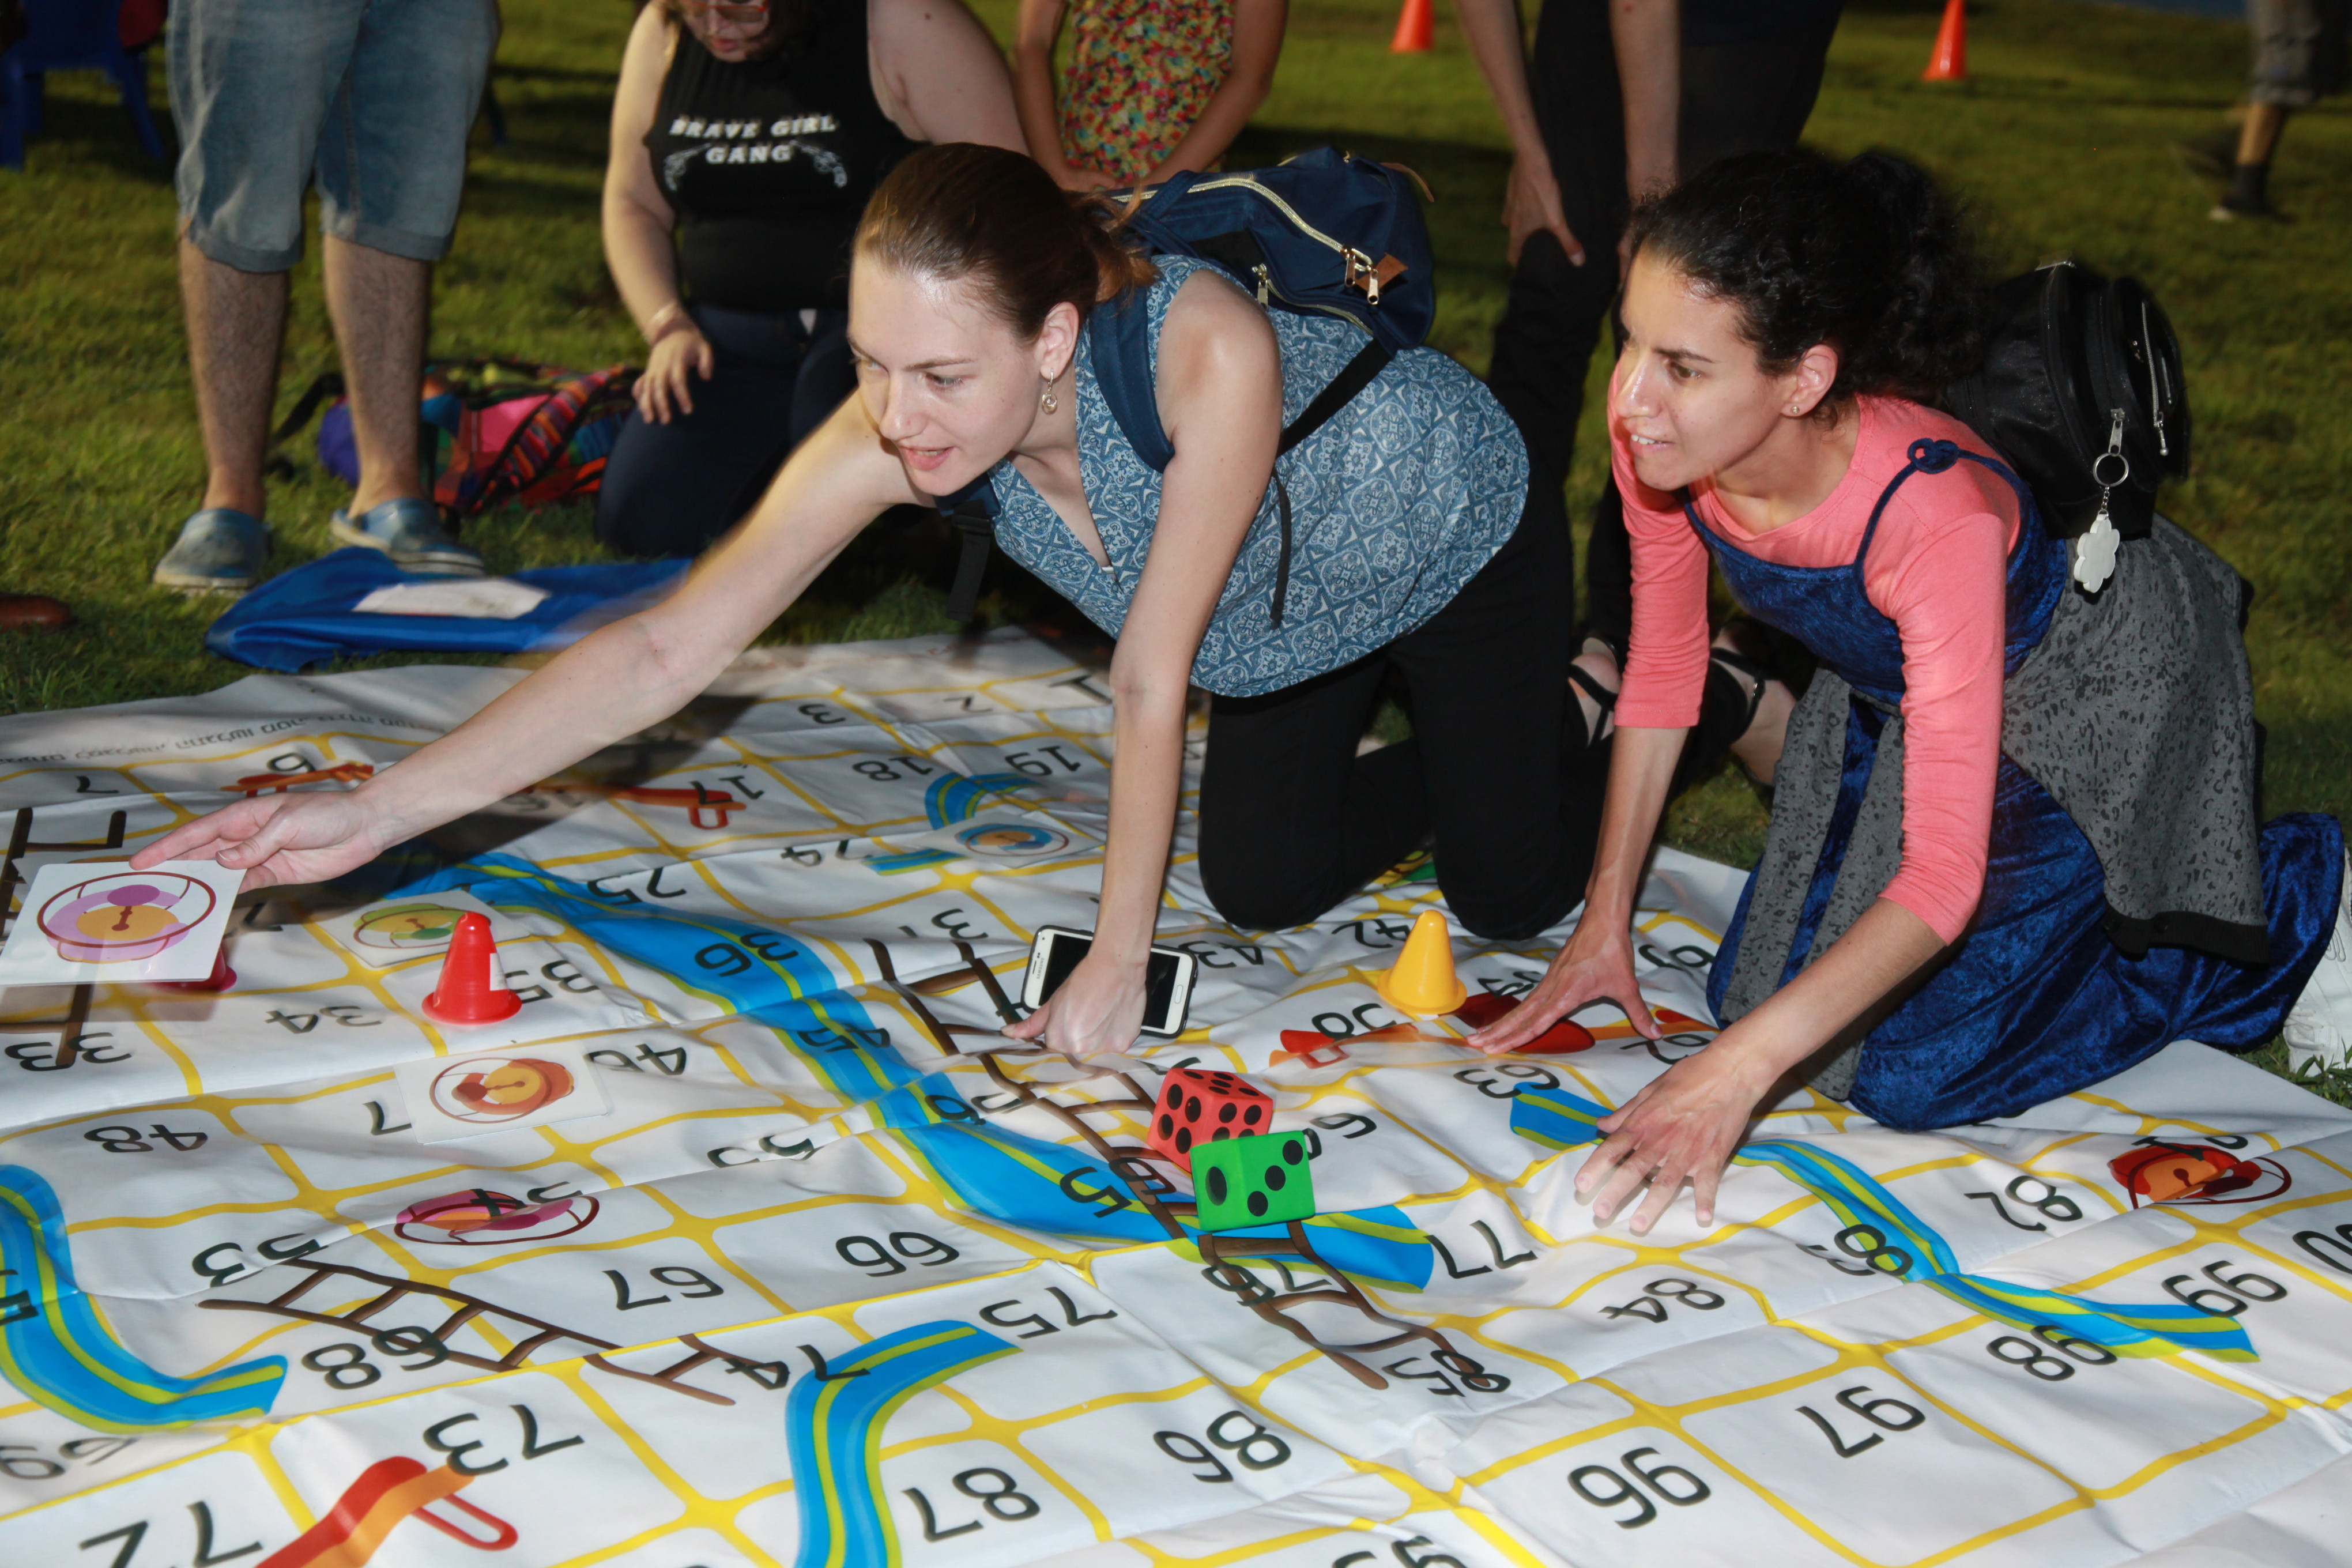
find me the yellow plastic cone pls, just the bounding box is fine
[1376,910,1467,1016]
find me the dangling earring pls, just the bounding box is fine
[1040,375,1059,416]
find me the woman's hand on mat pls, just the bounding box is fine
[1575,1045,1773,1233]
[1003,950,1146,1059]
[637,326,715,424]
[130,791,404,893]
[1468,921,1657,1054]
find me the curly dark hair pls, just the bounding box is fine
[1625,148,1986,406]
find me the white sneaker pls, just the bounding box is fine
[2282,849,2352,1075]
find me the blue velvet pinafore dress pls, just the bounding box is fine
[1697,439,2341,1129]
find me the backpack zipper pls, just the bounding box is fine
[1184,175,1389,307]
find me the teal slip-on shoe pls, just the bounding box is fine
[329,497,485,576]
[153,508,271,593]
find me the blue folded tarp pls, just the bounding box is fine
[206,548,691,673]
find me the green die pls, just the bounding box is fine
[1192,1130,1316,1232]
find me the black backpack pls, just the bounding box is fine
[1946,259,2191,552]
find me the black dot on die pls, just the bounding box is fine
[1248,1192,1268,1217]
[1157,1114,1174,1136]
[1282,1137,1304,1164]
[1212,1128,1231,1141]
[1243,1105,1263,1126]
[1175,1127,1193,1153]
[1206,1167,1228,1204]
[1218,1102,1237,1124]
[1184,1095,1202,1122]
[1265,1167,1286,1192]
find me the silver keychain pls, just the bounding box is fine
[2073,407,2128,593]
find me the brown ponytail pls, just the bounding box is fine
[855,144,1158,340]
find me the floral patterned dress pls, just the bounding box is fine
[1058,0,1234,183]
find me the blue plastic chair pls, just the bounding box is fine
[0,0,168,171]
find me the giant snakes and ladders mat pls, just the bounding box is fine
[2,630,2351,1568]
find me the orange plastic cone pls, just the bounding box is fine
[156,948,236,993]
[1922,0,1967,81]
[1390,0,1434,55]
[423,913,521,1026]
[1376,910,1467,1016]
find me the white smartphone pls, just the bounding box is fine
[1021,926,1197,1038]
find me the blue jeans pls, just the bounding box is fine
[169,0,499,270]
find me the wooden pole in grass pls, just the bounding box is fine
[1923,0,1967,80]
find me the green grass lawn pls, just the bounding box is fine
[2,0,2346,1107]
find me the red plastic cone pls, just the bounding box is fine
[1922,0,1967,81]
[156,948,236,993]
[1390,0,1433,54]
[423,913,521,1026]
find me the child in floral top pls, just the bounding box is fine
[1015,0,1288,188]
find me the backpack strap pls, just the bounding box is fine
[936,474,1001,624]
[1280,340,1391,455]
[1089,282,1394,630]
[1088,287,1176,471]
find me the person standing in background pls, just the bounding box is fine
[2188,0,2346,221]
[152,0,500,593]
[1014,0,1287,190]
[594,0,1023,558]
[1459,0,1838,774]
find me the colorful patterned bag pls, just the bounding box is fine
[274,359,640,521]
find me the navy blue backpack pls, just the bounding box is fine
[938,148,1436,624]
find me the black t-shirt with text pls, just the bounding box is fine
[644,1,921,311]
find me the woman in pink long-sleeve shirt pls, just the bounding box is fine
[1471,148,2350,1236]
[1614,394,2019,945]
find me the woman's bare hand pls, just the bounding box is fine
[1574,1036,1774,1234]
[1503,146,1582,267]
[1469,918,1657,1056]
[1002,948,1145,1059]
[636,326,715,424]
[129,790,405,893]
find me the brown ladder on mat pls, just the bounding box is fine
[865,938,1490,1391]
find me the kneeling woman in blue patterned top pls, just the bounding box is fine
[137,145,1703,1057]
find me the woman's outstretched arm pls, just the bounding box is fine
[1471,722,1686,1054]
[1005,271,1282,1057]
[133,401,919,891]
[1576,898,1945,1234]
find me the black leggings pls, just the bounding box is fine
[1488,0,1841,636]
[1198,497,1595,941]
[1196,496,1759,940]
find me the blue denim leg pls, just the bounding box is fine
[169,0,365,270]
[316,0,499,262]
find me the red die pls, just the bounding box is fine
[1148,1068,1272,1168]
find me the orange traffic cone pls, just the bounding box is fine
[1377,910,1468,1017]
[1922,0,1967,81]
[423,913,521,1026]
[1390,0,1434,55]
[156,948,236,993]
